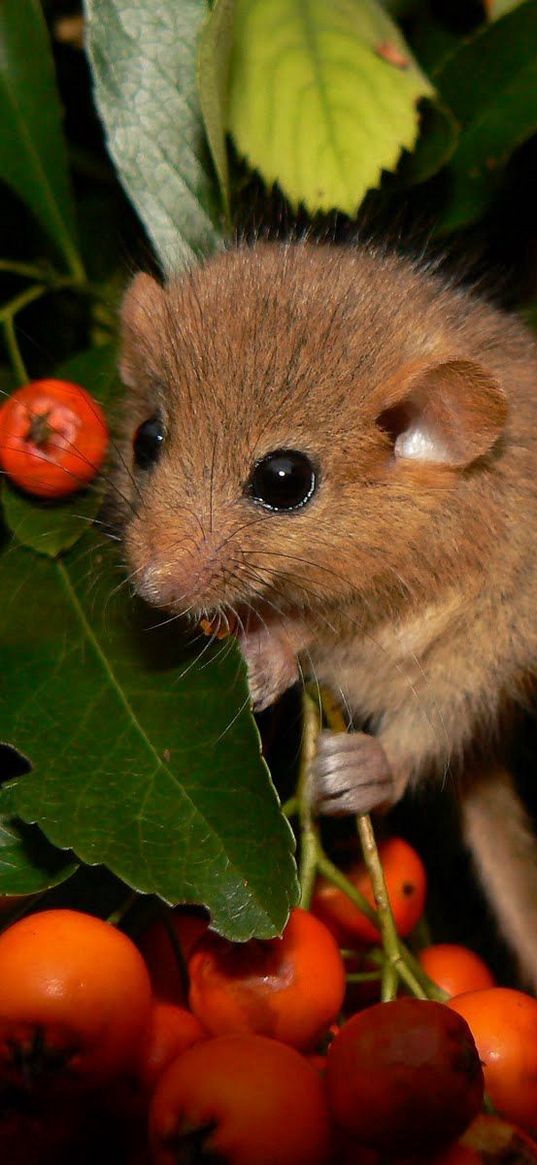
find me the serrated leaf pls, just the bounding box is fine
[434,0,537,233]
[84,0,224,273]
[198,0,235,218]
[0,785,77,895]
[227,0,434,216]
[1,344,119,558]
[0,534,299,939]
[0,0,82,278]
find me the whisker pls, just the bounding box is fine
[211,688,254,746]
[171,625,217,685]
[195,632,237,673]
[216,512,268,555]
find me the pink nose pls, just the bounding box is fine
[135,561,189,608]
[134,546,224,611]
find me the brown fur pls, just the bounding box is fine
[115,242,537,987]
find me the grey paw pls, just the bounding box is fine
[240,631,299,712]
[312,730,395,816]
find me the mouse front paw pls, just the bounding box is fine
[239,630,299,712]
[311,730,395,816]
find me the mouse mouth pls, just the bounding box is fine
[197,600,293,641]
[199,610,239,640]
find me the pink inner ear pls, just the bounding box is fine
[395,420,452,463]
[378,401,452,465]
[377,359,508,469]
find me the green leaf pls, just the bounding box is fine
[399,98,459,186]
[0,535,299,939]
[2,344,119,558]
[434,0,537,233]
[486,0,523,17]
[520,301,537,331]
[408,16,461,76]
[227,0,434,216]
[84,0,224,274]
[0,0,83,279]
[379,0,420,14]
[198,0,235,218]
[0,785,77,895]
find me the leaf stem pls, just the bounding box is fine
[63,244,86,287]
[317,852,377,924]
[2,317,29,385]
[0,261,112,309]
[345,970,382,984]
[357,813,411,1000]
[0,284,49,385]
[106,890,139,927]
[0,260,58,281]
[0,276,113,386]
[281,795,298,818]
[292,684,445,1001]
[297,691,323,910]
[0,283,48,325]
[318,686,444,1002]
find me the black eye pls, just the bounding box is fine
[247,449,317,511]
[133,415,165,469]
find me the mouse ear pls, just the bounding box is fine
[121,272,164,334]
[377,358,508,469]
[120,273,165,385]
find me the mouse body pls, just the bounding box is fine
[116,241,537,987]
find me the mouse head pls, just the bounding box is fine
[114,244,508,628]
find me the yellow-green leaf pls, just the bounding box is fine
[485,0,523,18]
[198,0,235,218]
[227,0,434,215]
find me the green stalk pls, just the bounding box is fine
[357,813,423,1000]
[319,686,444,1002]
[2,316,28,384]
[281,795,298,818]
[0,283,48,323]
[297,691,323,909]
